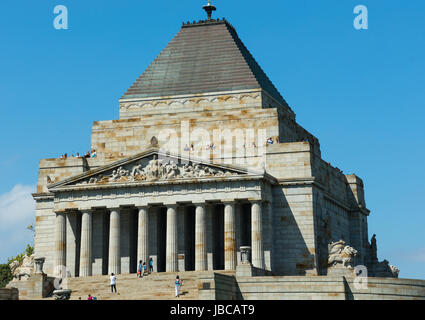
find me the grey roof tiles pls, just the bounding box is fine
[122,19,287,106]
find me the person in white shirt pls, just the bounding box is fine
[175,275,182,297]
[110,273,117,293]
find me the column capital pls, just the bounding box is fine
[193,201,206,207]
[165,203,178,208]
[248,199,263,204]
[136,205,149,211]
[79,208,93,214]
[108,207,121,212]
[221,199,236,205]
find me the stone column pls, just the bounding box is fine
[206,204,214,270]
[79,209,93,277]
[65,211,79,277]
[137,206,149,267]
[166,204,178,272]
[195,203,207,271]
[108,208,121,275]
[251,201,265,269]
[54,211,66,277]
[224,201,237,270]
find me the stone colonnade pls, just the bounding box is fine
[54,200,269,277]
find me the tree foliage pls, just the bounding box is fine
[0,264,12,288]
[25,244,34,257]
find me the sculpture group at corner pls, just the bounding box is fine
[327,237,400,278]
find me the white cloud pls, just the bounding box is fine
[0,184,35,229]
[0,184,36,263]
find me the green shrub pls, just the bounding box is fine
[0,264,12,288]
[25,244,34,257]
[7,253,25,266]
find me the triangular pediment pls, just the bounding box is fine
[48,148,263,191]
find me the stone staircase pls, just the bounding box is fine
[63,271,204,300]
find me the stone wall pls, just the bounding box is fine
[271,184,317,276]
[344,277,425,300]
[0,288,19,300]
[200,274,425,300]
[6,274,54,300]
[198,272,237,300]
[34,199,56,276]
[37,158,90,194]
[91,107,280,165]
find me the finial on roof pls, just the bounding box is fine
[203,0,216,20]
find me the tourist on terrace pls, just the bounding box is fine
[175,275,183,298]
[143,262,147,276]
[110,273,117,293]
[149,258,154,274]
[137,260,143,278]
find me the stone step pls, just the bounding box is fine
[70,285,198,291]
[64,271,203,300]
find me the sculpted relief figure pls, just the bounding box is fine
[164,161,180,179]
[109,166,130,182]
[328,240,358,269]
[145,156,163,180]
[181,163,194,178]
[130,163,147,181]
[194,164,207,177]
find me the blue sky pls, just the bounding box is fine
[0,1,424,279]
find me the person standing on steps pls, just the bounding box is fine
[149,258,153,274]
[143,262,147,276]
[175,275,183,298]
[110,273,117,293]
[138,260,143,278]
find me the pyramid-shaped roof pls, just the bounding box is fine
[122,19,288,106]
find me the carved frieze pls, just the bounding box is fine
[120,92,261,110]
[76,156,236,186]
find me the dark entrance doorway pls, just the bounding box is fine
[212,204,225,270]
[156,207,167,272]
[184,206,195,271]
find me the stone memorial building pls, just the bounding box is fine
[32,3,408,291]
